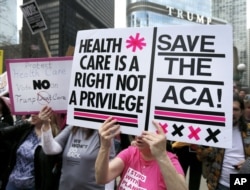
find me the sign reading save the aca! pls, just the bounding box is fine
[67,25,233,148]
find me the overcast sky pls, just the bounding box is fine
[114,0,126,28]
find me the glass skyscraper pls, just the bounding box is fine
[127,0,211,27]
[212,0,248,87]
[127,0,249,88]
[22,0,114,57]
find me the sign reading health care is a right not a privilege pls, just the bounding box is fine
[67,25,233,148]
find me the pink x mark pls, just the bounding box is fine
[156,122,168,134]
[188,126,201,140]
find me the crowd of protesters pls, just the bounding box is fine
[1,80,250,190]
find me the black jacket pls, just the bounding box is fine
[34,146,61,190]
[0,96,14,127]
[0,122,61,190]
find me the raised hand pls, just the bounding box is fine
[39,106,53,121]
[99,117,120,148]
[39,106,53,132]
[141,120,167,158]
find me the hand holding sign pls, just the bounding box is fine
[141,120,167,158]
[6,57,72,114]
[38,105,53,121]
[99,117,120,148]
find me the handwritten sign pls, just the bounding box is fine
[6,57,73,114]
[0,50,3,74]
[0,72,8,95]
[67,25,233,148]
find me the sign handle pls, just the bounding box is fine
[39,31,51,57]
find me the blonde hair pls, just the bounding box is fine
[72,126,94,140]
[50,113,61,137]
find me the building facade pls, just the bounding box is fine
[126,0,248,89]
[127,0,212,27]
[212,0,248,88]
[22,0,114,58]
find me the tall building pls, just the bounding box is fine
[22,0,114,58]
[248,28,250,86]
[212,0,248,88]
[126,0,248,88]
[127,0,212,27]
[0,0,18,45]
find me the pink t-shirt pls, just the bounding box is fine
[117,146,184,190]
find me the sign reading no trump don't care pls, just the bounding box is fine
[67,25,233,148]
[6,57,73,114]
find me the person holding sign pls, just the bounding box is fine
[0,96,15,190]
[40,106,116,190]
[95,117,187,190]
[0,107,60,190]
[196,94,250,190]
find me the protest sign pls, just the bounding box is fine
[0,72,8,96]
[0,50,3,74]
[67,25,233,148]
[6,57,73,114]
[20,0,47,34]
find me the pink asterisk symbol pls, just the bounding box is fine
[126,33,146,52]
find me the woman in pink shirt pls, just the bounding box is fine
[95,117,188,190]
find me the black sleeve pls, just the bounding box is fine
[1,114,14,126]
[34,146,61,190]
[0,122,31,140]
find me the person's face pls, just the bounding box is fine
[30,114,42,125]
[233,101,243,126]
[239,91,246,98]
[244,103,250,118]
[134,136,149,150]
[233,84,237,92]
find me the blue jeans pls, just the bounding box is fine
[6,181,35,190]
[215,183,230,190]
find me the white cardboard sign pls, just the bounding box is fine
[6,57,73,114]
[0,72,9,96]
[67,25,233,148]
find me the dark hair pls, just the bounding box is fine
[0,98,11,115]
[234,93,245,109]
[233,93,247,132]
